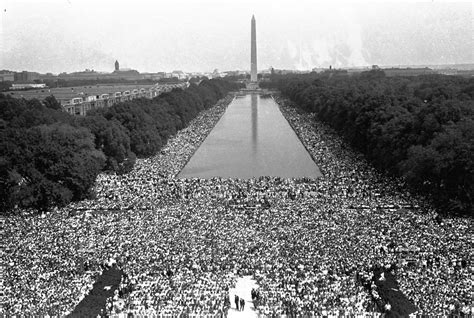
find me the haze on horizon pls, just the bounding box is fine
[1,0,472,74]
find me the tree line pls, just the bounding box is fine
[0,79,241,212]
[263,71,473,215]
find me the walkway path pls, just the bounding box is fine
[228,275,259,318]
[69,267,122,317]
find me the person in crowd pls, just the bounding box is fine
[234,295,240,311]
[2,95,471,317]
[240,297,245,311]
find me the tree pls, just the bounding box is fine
[78,115,135,173]
[0,78,240,212]
[0,124,105,211]
[44,95,62,110]
[275,72,473,215]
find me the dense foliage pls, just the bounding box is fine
[88,80,239,157]
[0,124,105,211]
[0,79,240,212]
[266,71,473,215]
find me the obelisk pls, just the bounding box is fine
[250,15,257,82]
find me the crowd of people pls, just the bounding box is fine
[2,94,472,317]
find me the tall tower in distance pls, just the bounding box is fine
[250,15,257,82]
[115,60,120,72]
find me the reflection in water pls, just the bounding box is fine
[251,94,258,152]
[178,93,321,178]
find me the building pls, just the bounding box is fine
[142,73,166,80]
[11,83,47,90]
[14,71,40,82]
[58,69,101,80]
[171,70,188,80]
[58,82,189,116]
[0,71,14,82]
[250,15,257,82]
[115,60,120,72]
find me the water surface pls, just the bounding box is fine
[178,94,321,178]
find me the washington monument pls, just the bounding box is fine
[250,15,257,82]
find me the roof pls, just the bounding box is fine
[4,84,156,100]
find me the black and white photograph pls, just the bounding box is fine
[0,0,472,316]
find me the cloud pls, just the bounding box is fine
[1,0,472,73]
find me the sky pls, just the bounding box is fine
[0,0,472,73]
